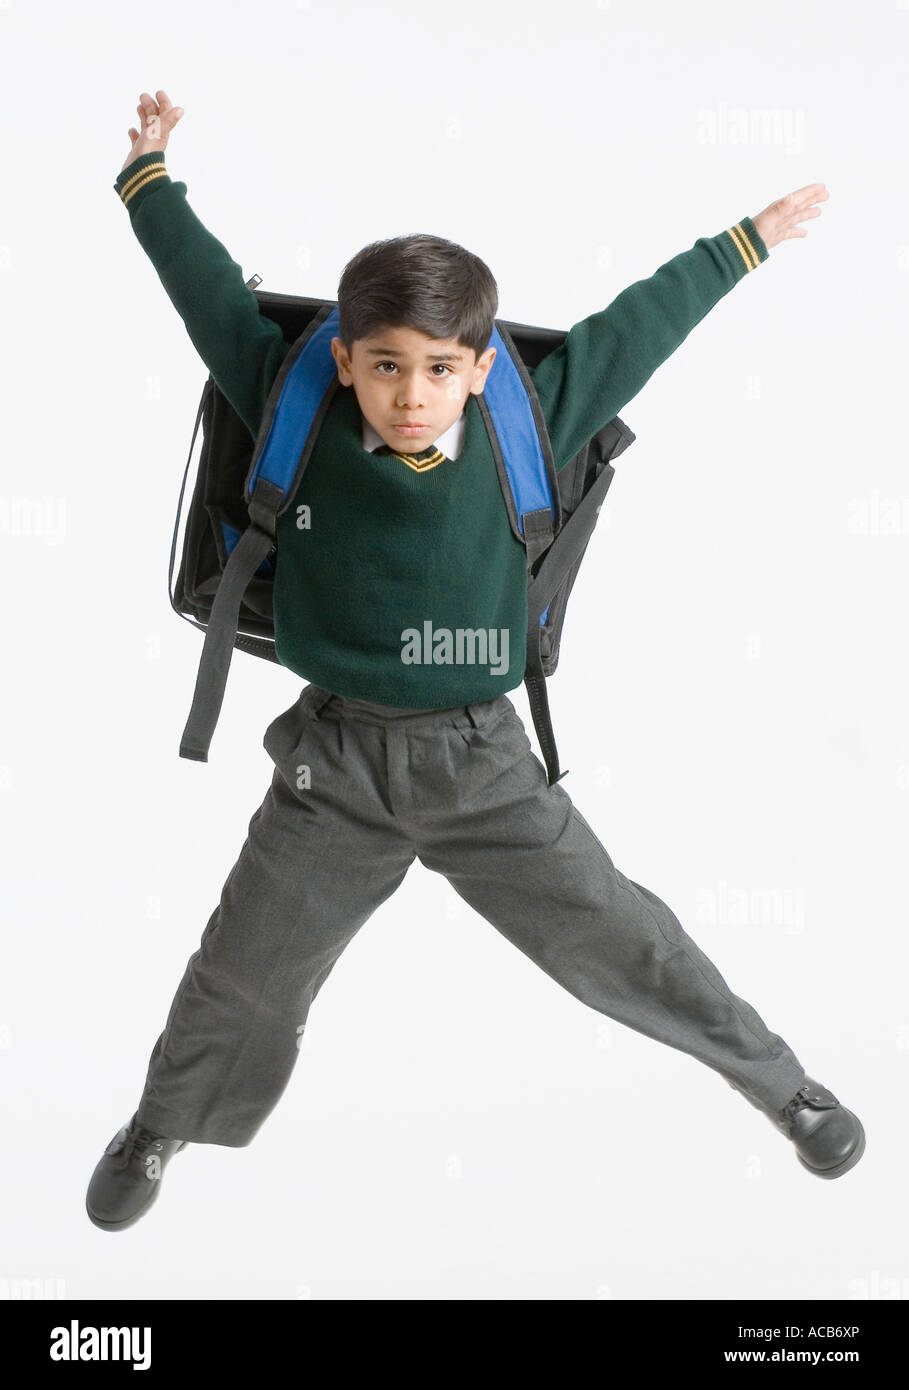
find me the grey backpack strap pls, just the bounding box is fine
[178,478,282,762]
[523,463,616,786]
[168,378,280,666]
[521,508,566,786]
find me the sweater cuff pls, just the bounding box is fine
[720,214,769,276]
[113,151,171,212]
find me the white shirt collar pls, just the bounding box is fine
[362,405,467,459]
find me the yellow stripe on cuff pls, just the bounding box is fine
[727,222,759,271]
[119,163,168,205]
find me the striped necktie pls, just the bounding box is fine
[372,441,448,473]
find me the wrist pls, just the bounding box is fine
[747,214,771,258]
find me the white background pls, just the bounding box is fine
[2,0,907,1302]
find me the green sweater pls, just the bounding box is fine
[114,151,769,706]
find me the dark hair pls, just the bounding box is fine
[336,232,498,361]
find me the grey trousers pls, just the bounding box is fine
[134,685,807,1146]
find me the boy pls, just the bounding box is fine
[87,90,864,1232]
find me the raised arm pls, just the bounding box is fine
[532,184,828,470]
[113,91,289,441]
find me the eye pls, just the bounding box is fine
[373,361,453,376]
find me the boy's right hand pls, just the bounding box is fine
[121,90,184,172]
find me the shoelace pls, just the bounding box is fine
[111,1122,166,1173]
[778,1084,812,1134]
[778,1082,837,1135]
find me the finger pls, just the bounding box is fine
[138,91,158,125]
[156,89,173,114]
[784,210,823,233]
[138,94,165,139]
[790,183,829,207]
[127,127,138,142]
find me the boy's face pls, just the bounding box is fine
[331,324,496,451]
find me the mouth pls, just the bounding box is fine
[392,423,429,437]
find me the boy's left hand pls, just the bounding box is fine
[752,183,829,250]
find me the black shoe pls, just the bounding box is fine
[86,1112,187,1231]
[773,1078,865,1179]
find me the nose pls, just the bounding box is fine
[395,371,427,409]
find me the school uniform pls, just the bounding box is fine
[111,152,808,1147]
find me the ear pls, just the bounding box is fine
[331,335,354,386]
[468,345,496,396]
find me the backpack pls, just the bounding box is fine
[169,280,636,785]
